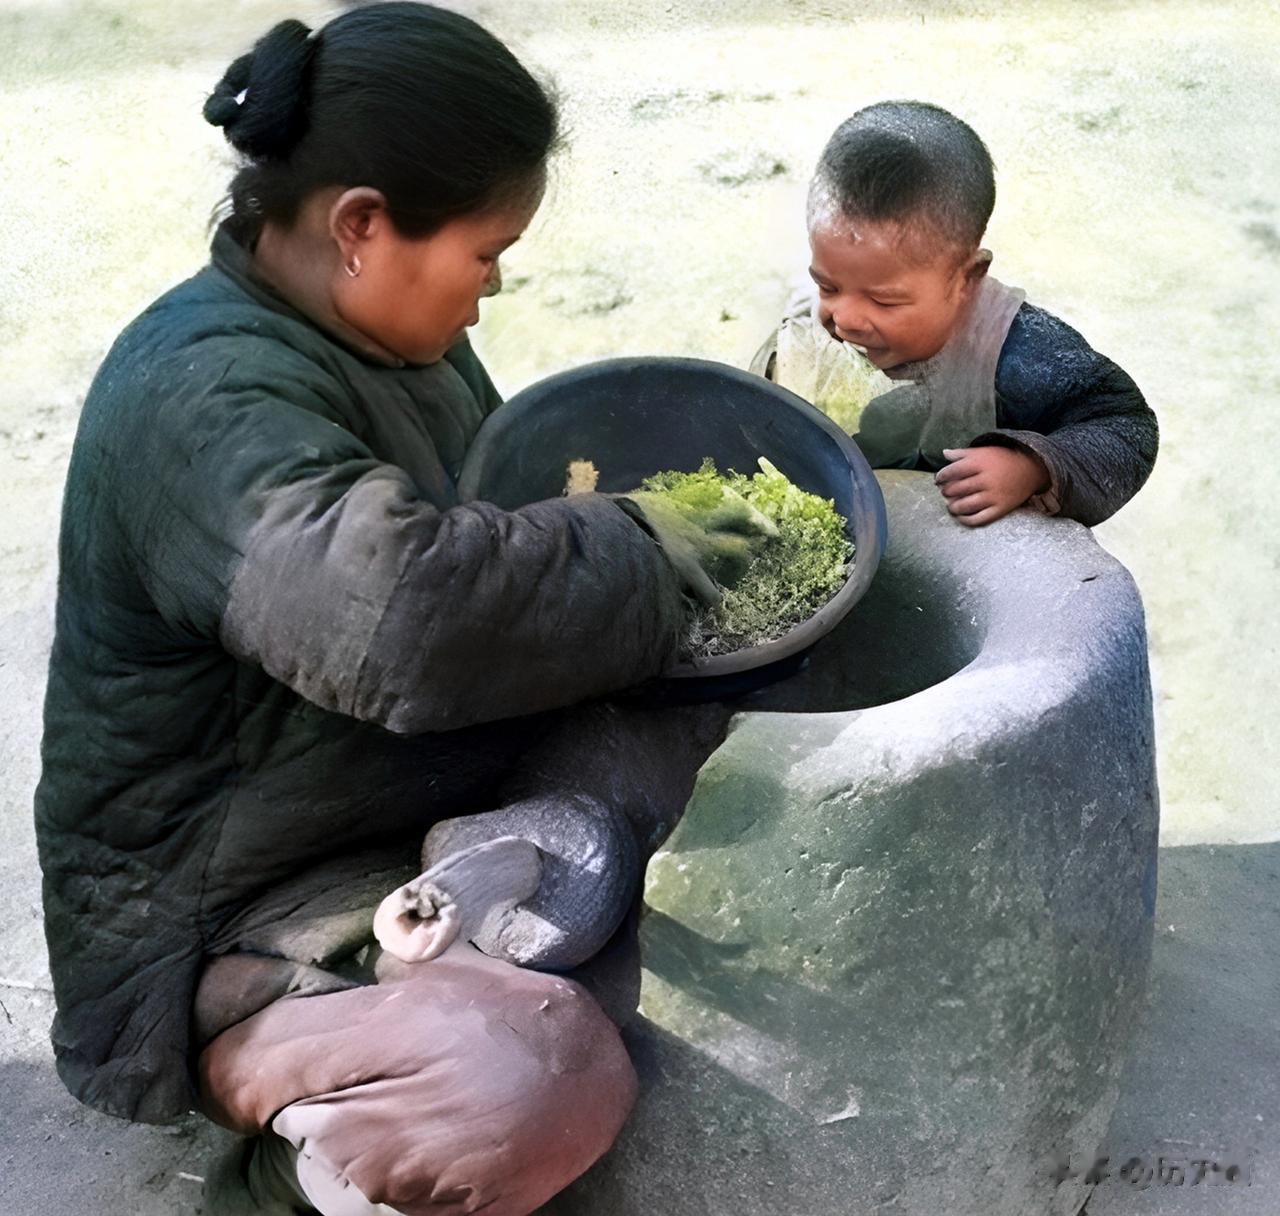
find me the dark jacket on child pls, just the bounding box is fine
[970,301,1157,526]
[753,279,1158,526]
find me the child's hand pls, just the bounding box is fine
[935,446,1051,527]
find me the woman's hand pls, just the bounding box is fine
[613,486,778,605]
[935,445,1051,528]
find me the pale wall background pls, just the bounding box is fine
[2,3,1278,1012]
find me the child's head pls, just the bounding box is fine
[205,3,559,364]
[807,101,996,370]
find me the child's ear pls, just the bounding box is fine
[956,247,991,300]
[965,248,993,285]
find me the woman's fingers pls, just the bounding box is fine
[712,487,779,537]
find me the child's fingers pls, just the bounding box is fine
[937,473,985,500]
[946,491,994,516]
[955,504,1005,527]
[935,456,980,484]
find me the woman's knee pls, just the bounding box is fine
[409,970,636,1213]
[513,971,639,1130]
[246,962,638,1215]
[402,975,637,1214]
[454,969,639,1164]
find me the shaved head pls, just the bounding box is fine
[812,101,996,256]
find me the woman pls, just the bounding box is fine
[34,5,765,1212]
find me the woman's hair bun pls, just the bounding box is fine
[203,19,317,161]
[209,5,560,241]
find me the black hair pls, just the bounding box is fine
[203,3,560,240]
[813,101,995,253]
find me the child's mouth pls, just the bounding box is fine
[847,340,888,361]
[834,330,880,358]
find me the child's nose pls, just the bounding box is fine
[816,301,843,339]
[829,301,869,340]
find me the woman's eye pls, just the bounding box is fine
[815,283,835,296]
[870,299,904,308]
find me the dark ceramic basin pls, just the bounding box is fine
[457,356,887,695]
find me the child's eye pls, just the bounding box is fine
[870,298,905,308]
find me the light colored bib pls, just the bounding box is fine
[760,272,1026,469]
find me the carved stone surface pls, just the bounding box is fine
[543,470,1159,1216]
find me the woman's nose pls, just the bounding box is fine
[482,261,503,298]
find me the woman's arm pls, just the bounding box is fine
[125,345,688,734]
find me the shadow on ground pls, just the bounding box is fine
[1,844,1275,1214]
[1082,844,1280,1214]
[0,1050,229,1214]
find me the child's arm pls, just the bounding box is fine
[955,304,1158,527]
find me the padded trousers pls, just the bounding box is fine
[197,944,637,1215]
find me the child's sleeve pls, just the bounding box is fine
[970,304,1158,526]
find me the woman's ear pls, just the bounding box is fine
[328,186,391,271]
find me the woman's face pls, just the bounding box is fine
[335,184,543,366]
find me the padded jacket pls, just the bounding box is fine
[34,226,688,1123]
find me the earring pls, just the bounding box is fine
[345,256,361,278]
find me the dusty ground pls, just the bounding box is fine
[1,0,1278,1210]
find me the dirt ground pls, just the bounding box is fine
[1,1,1277,1211]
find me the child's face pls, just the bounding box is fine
[808,217,985,370]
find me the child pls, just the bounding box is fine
[751,100,1157,527]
